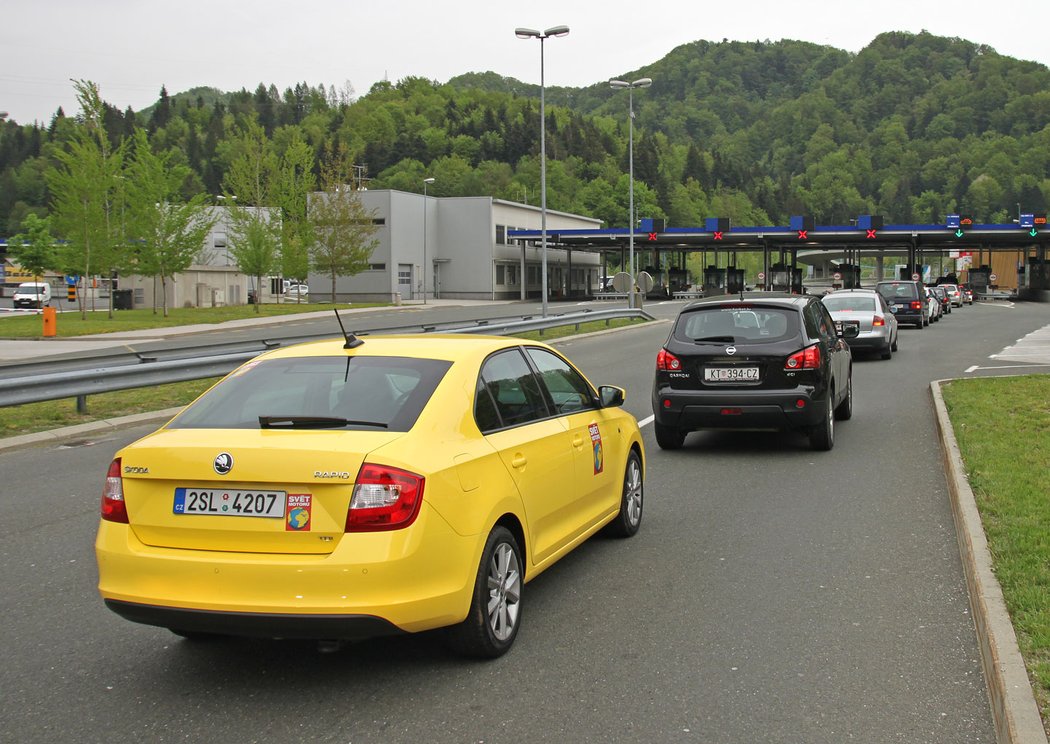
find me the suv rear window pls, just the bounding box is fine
[168,355,452,431]
[877,282,920,301]
[674,306,799,343]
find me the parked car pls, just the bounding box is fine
[13,281,52,309]
[96,333,645,658]
[941,283,963,307]
[651,293,857,452]
[926,287,942,323]
[930,285,952,315]
[285,283,309,300]
[821,289,898,360]
[875,280,928,329]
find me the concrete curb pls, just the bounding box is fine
[930,379,1048,744]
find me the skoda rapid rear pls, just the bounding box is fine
[652,294,856,451]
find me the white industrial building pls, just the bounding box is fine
[118,206,263,310]
[308,191,604,303]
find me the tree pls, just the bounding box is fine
[309,150,380,301]
[223,120,282,312]
[124,129,217,316]
[273,133,316,299]
[7,213,56,279]
[46,80,126,319]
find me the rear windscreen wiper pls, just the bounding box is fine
[258,415,388,429]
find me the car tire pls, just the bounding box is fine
[445,526,522,658]
[604,449,643,538]
[654,421,685,450]
[880,343,892,360]
[891,335,898,352]
[809,390,835,451]
[834,373,853,420]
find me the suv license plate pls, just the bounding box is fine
[704,366,760,382]
[174,488,287,518]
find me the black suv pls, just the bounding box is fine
[875,280,928,328]
[652,293,857,451]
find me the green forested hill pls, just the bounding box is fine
[2,31,1049,237]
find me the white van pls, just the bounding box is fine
[13,282,52,309]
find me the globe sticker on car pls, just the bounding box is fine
[589,423,604,475]
[286,494,312,531]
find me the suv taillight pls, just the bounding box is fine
[656,348,682,371]
[346,464,425,532]
[785,345,821,370]
[101,458,129,523]
[910,301,923,310]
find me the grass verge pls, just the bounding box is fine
[0,378,220,438]
[941,375,1050,730]
[0,302,375,338]
[0,317,650,438]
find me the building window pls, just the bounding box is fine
[372,218,386,225]
[528,265,539,285]
[496,264,506,285]
[369,263,386,271]
[496,225,506,244]
[507,265,519,286]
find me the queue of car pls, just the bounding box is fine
[93,278,974,656]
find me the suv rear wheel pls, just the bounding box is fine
[654,421,685,450]
[809,389,835,451]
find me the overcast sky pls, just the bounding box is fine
[4,0,1049,125]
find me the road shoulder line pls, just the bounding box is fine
[930,378,1048,744]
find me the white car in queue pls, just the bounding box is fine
[821,288,899,360]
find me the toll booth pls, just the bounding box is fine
[703,266,726,296]
[666,267,690,294]
[837,264,862,289]
[726,266,745,294]
[1021,257,1050,290]
[771,263,803,293]
[969,266,991,293]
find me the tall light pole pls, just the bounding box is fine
[609,77,652,309]
[422,177,435,304]
[516,24,569,317]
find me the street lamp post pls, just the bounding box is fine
[609,77,652,309]
[516,24,569,317]
[422,177,435,304]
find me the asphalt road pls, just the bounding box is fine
[2,298,1048,743]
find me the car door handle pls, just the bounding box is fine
[511,454,527,469]
[572,435,584,448]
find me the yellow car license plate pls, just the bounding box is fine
[173,488,286,518]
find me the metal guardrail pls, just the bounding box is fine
[0,308,652,408]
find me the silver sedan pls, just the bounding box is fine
[822,289,899,359]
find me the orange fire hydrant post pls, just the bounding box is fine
[42,306,57,337]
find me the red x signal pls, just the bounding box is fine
[797,230,808,240]
[713,231,723,240]
[647,232,658,241]
[866,229,877,239]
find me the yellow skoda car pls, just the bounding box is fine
[96,332,645,657]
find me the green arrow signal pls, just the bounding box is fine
[1030,228,1038,237]
[955,229,965,238]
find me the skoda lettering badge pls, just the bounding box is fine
[725,346,737,356]
[213,452,234,475]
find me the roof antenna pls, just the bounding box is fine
[333,310,364,349]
